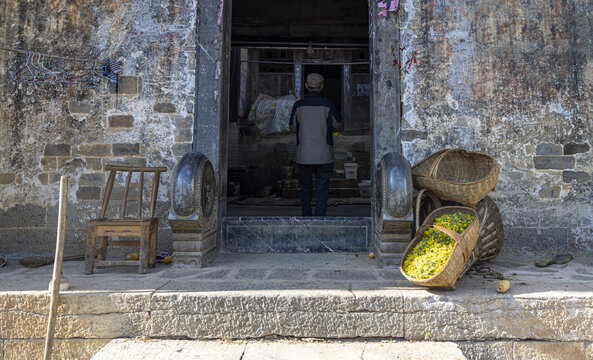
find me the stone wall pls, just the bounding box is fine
[0,0,196,255]
[2,0,593,256]
[397,0,593,253]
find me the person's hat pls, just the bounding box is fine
[306,73,324,88]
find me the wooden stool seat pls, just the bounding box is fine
[85,165,166,274]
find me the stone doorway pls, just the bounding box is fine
[170,0,410,267]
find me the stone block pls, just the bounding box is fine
[92,340,246,360]
[58,157,86,173]
[458,342,514,360]
[154,102,176,113]
[79,173,105,186]
[105,157,147,168]
[507,171,525,181]
[0,173,15,184]
[173,143,192,156]
[171,115,193,128]
[115,76,142,95]
[563,171,592,183]
[540,186,561,199]
[534,156,575,170]
[44,144,71,156]
[85,157,103,171]
[403,292,593,341]
[112,143,140,156]
[402,130,428,141]
[174,128,192,142]
[2,339,110,360]
[40,157,57,171]
[0,204,46,228]
[68,101,93,114]
[564,143,590,155]
[1,308,149,339]
[513,342,585,360]
[77,186,102,200]
[536,143,563,155]
[79,144,112,157]
[149,293,403,338]
[38,173,48,185]
[108,115,134,128]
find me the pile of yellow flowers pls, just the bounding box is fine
[403,212,474,279]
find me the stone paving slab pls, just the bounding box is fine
[88,339,593,360]
[90,339,466,360]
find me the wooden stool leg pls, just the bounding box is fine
[98,236,108,260]
[85,226,97,275]
[149,224,158,268]
[139,223,150,274]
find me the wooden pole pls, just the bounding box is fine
[43,176,68,360]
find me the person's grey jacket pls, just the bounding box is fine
[289,92,342,165]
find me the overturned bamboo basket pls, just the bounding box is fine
[400,206,479,290]
[459,196,505,276]
[412,149,500,207]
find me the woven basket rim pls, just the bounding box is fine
[399,206,479,284]
[411,149,500,187]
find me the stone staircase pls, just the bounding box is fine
[223,216,371,253]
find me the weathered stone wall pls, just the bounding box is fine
[0,0,196,255]
[2,0,592,256]
[398,0,593,253]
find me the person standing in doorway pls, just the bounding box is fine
[289,73,342,216]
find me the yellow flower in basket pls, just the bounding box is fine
[403,213,473,280]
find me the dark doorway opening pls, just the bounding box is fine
[227,0,371,217]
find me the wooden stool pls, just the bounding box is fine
[85,165,166,274]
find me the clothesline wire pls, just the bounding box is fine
[0,46,100,63]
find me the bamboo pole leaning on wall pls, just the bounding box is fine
[43,176,69,360]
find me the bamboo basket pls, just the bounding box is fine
[412,149,500,207]
[400,206,479,290]
[460,196,505,276]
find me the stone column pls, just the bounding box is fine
[369,3,413,267]
[170,0,232,267]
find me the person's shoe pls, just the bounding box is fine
[535,256,555,267]
[554,254,573,265]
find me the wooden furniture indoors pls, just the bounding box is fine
[85,165,167,274]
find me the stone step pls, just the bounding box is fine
[1,254,592,360]
[223,217,372,253]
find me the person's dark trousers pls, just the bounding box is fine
[298,163,334,216]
